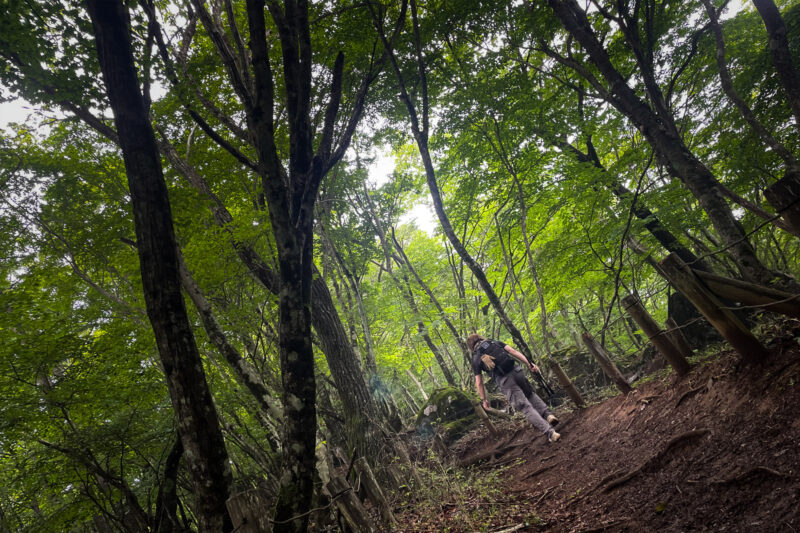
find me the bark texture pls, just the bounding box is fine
[86,2,233,531]
[753,0,800,129]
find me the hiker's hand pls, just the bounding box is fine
[482,400,490,410]
[530,363,540,374]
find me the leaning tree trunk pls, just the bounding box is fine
[547,0,776,286]
[177,251,282,450]
[557,136,713,273]
[310,273,392,445]
[373,0,541,365]
[753,0,800,130]
[86,2,233,531]
[391,229,472,364]
[395,262,457,386]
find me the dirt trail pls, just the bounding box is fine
[402,331,800,532]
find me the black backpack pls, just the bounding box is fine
[474,340,516,376]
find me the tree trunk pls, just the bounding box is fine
[753,0,800,129]
[494,218,543,359]
[86,3,233,530]
[406,368,429,401]
[547,0,775,285]
[582,332,632,395]
[391,229,472,365]
[704,0,799,169]
[509,167,553,358]
[353,457,396,527]
[659,254,770,364]
[226,490,272,533]
[547,359,586,407]
[373,0,542,367]
[622,295,691,377]
[765,171,800,238]
[177,251,282,447]
[154,436,185,533]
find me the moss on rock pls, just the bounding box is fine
[415,386,479,443]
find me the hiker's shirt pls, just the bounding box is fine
[471,339,516,381]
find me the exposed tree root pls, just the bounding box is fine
[533,486,555,506]
[710,466,794,485]
[519,462,563,482]
[580,519,629,532]
[601,429,711,493]
[674,384,708,408]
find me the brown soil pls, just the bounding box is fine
[396,327,800,532]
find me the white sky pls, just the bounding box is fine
[367,149,438,235]
[0,97,37,126]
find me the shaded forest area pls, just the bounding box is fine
[1,0,799,531]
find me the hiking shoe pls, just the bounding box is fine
[548,431,561,443]
[547,414,559,426]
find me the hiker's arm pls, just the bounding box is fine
[475,375,490,410]
[505,345,539,374]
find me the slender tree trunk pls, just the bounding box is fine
[508,165,553,358]
[559,308,583,351]
[177,251,282,449]
[360,193,456,385]
[323,230,380,374]
[753,0,800,130]
[406,368,429,401]
[575,138,712,273]
[494,218,541,357]
[309,274,389,442]
[326,259,362,354]
[154,436,185,533]
[391,229,472,364]
[704,0,799,170]
[86,3,233,531]
[373,0,541,365]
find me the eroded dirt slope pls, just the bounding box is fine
[400,330,800,532]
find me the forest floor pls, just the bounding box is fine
[394,322,800,532]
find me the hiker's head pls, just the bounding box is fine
[466,333,485,352]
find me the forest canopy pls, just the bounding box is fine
[1,0,799,531]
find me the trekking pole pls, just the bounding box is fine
[534,372,555,400]
[529,364,556,402]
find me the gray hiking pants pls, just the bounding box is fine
[496,368,554,436]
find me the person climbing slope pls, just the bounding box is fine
[467,333,561,443]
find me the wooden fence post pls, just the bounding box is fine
[226,489,272,533]
[622,294,691,376]
[664,317,694,360]
[581,332,632,394]
[547,359,586,407]
[353,457,396,527]
[659,254,769,364]
[764,171,800,237]
[326,475,377,533]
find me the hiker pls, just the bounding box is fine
[467,333,561,443]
